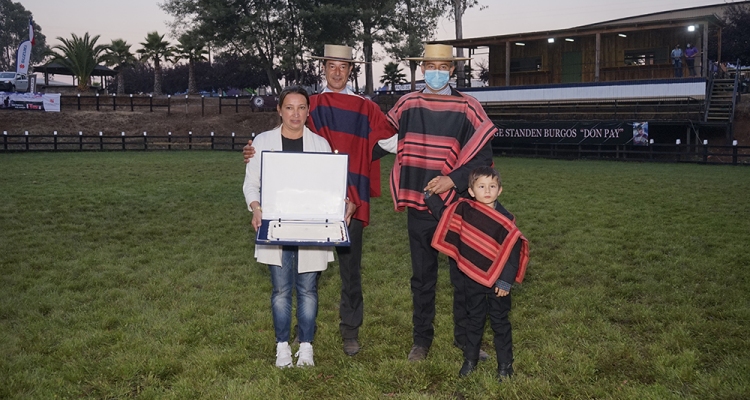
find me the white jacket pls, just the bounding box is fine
[243,125,335,272]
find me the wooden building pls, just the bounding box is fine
[438,2,745,87]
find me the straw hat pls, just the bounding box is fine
[405,44,471,62]
[311,44,365,63]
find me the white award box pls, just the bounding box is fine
[256,151,350,246]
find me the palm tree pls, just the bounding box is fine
[380,62,407,91]
[49,33,108,92]
[104,39,136,95]
[174,32,208,94]
[137,31,173,95]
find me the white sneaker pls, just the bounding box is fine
[275,342,293,368]
[296,342,314,367]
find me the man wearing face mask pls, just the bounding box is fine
[386,44,497,362]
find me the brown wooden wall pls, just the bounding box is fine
[488,26,709,86]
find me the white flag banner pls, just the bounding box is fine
[16,41,32,75]
[0,92,61,112]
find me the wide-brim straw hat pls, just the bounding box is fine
[405,44,471,62]
[311,44,365,63]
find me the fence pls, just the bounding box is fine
[1,132,252,152]
[58,94,277,115]
[492,142,750,165]
[2,131,748,165]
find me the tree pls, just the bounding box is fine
[722,3,750,65]
[443,0,485,87]
[380,61,406,91]
[384,0,444,90]
[474,59,489,85]
[0,0,48,71]
[174,31,208,94]
[355,0,398,94]
[137,31,173,95]
[161,0,290,94]
[103,39,136,95]
[49,32,108,92]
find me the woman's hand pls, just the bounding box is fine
[251,209,262,232]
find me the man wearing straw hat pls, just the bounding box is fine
[386,43,497,362]
[244,44,397,357]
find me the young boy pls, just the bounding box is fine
[427,166,529,382]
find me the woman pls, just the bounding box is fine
[243,86,334,368]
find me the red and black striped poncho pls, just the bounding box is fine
[386,90,497,211]
[307,92,396,227]
[432,199,529,288]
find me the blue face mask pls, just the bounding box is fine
[424,70,450,90]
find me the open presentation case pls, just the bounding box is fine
[256,151,350,246]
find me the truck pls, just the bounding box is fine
[0,72,30,92]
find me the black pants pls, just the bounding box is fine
[407,208,468,348]
[336,218,364,340]
[455,267,513,365]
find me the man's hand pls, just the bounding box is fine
[344,198,357,226]
[494,287,509,297]
[424,175,455,195]
[243,140,256,164]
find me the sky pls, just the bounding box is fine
[19,0,732,87]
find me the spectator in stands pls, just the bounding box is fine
[719,62,728,79]
[685,43,699,77]
[671,44,683,78]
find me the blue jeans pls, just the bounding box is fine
[268,246,318,343]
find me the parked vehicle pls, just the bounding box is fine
[0,72,29,92]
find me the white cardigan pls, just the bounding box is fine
[243,125,335,272]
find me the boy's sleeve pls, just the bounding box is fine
[495,240,523,290]
[424,191,447,221]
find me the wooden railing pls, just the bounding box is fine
[1,132,252,151]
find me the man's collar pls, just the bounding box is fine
[422,84,455,96]
[322,86,356,95]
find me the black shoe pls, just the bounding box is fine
[407,345,429,362]
[343,338,360,356]
[497,363,514,383]
[459,359,478,377]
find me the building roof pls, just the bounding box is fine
[435,1,747,49]
[33,62,117,77]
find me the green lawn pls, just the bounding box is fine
[1,152,749,399]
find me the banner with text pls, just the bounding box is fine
[492,121,648,145]
[16,41,31,75]
[1,92,61,112]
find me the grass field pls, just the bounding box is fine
[1,152,749,399]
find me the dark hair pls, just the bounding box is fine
[323,59,353,68]
[468,166,501,188]
[278,86,310,108]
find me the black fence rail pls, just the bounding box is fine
[1,132,252,151]
[3,132,748,165]
[59,94,277,115]
[492,142,750,165]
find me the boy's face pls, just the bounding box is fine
[468,175,502,207]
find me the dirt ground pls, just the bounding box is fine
[1,100,749,144]
[0,108,280,137]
